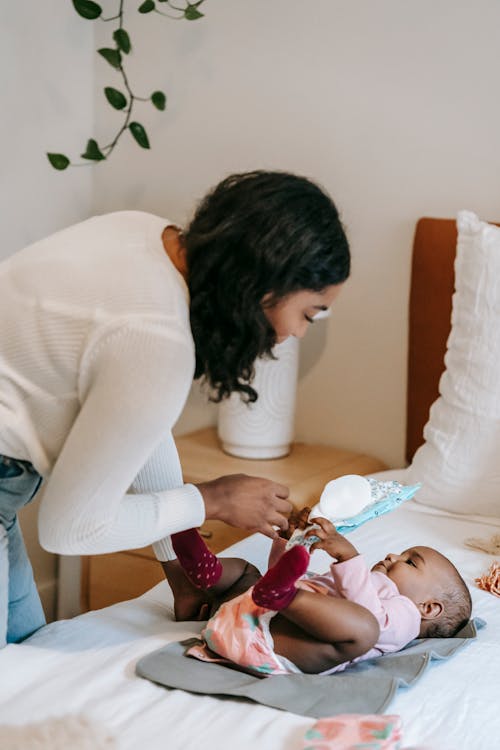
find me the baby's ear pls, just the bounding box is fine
[418,600,443,621]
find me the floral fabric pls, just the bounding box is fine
[301,714,402,750]
[187,587,294,675]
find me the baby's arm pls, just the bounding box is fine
[267,530,380,673]
[306,518,385,611]
[306,519,420,649]
[272,591,380,673]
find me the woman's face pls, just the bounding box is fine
[262,284,343,343]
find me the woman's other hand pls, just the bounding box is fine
[196,473,292,540]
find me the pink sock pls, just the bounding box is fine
[171,529,223,589]
[252,545,310,610]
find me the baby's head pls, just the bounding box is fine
[371,546,471,638]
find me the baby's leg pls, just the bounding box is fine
[171,528,223,588]
[209,558,260,598]
[271,591,380,673]
[207,558,261,616]
[172,528,260,605]
[252,546,379,673]
[252,545,310,609]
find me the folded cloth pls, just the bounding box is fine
[136,618,483,718]
[465,534,500,555]
[301,714,402,750]
[0,715,116,750]
[475,561,500,597]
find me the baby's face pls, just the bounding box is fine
[371,546,454,604]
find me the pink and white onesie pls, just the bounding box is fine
[188,554,421,676]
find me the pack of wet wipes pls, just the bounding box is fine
[285,476,421,551]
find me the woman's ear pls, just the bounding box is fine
[418,599,444,620]
[261,291,275,309]
[162,226,188,281]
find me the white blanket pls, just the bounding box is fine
[1,482,499,750]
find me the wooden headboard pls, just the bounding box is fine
[406,218,457,463]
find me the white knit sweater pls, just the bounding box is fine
[0,211,205,559]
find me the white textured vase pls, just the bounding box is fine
[217,337,299,459]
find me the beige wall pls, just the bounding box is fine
[1,3,94,620]
[93,0,500,468]
[4,1,500,620]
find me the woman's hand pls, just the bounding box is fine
[196,473,292,539]
[281,506,312,539]
[305,517,359,562]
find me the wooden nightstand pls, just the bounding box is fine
[81,427,386,611]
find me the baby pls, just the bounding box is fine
[171,521,472,676]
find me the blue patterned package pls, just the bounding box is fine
[285,478,422,551]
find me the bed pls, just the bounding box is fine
[1,217,499,750]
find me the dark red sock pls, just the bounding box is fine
[171,528,223,589]
[252,545,310,610]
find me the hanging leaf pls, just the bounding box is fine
[151,91,166,111]
[98,48,122,69]
[129,122,150,149]
[113,28,131,54]
[48,0,210,169]
[185,5,204,20]
[47,153,70,171]
[138,0,155,13]
[104,87,127,110]
[72,0,102,20]
[81,139,106,161]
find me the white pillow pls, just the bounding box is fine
[406,210,500,517]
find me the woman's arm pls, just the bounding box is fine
[38,323,204,554]
[38,322,291,555]
[129,433,186,561]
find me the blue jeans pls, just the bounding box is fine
[0,454,45,647]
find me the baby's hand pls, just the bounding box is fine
[305,517,359,562]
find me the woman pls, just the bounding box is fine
[0,170,350,646]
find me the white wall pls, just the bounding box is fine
[92,0,500,469]
[0,3,94,619]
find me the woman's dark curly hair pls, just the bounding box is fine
[184,170,350,402]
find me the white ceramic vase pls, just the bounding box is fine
[217,337,299,459]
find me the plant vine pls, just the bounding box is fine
[47,0,206,170]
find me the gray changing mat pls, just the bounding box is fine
[136,618,482,718]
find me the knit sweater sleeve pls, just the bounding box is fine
[38,320,204,555]
[129,433,185,562]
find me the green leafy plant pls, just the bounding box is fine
[47,0,205,170]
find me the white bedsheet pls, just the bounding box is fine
[1,475,499,750]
